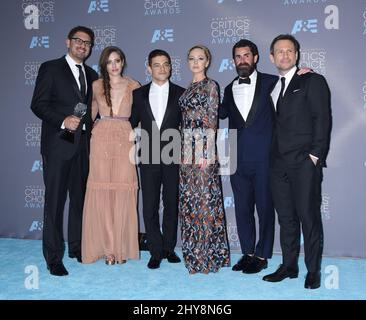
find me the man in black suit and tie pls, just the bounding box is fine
[220,40,277,274]
[31,26,98,276]
[263,34,331,289]
[130,49,184,269]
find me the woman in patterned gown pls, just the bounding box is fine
[82,46,140,265]
[179,45,230,274]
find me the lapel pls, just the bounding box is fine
[269,77,278,114]
[228,78,246,125]
[245,72,261,128]
[160,81,175,130]
[84,66,94,103]
[61,56,84,102]
[143,82,157,123]
[283,70,301,102]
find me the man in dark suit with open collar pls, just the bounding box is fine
[220,39,278,274]
[130,49,185,269]
[31,26,98,276]
[263,34,331,289]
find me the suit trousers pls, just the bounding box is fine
[270,155,324,273]
[230,160,275,258]
[140,164,179,259]
[42,135,88,265]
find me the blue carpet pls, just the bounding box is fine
[0,238,365,300]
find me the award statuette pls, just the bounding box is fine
[60,103,87,143]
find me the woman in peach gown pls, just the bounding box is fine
[82,46,140,265]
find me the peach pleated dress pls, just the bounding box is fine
[82,77,140,264]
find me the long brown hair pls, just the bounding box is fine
[98,46,126,116]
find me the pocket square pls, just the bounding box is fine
[293,89,301,93]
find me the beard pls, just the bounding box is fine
[236,63,255,78]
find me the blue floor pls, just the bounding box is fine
[0,238,365,300]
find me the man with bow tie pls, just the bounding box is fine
[219,39,278,275]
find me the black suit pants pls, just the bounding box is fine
[42,135,88,265]
[271,155,323,273]
[140,164,179,259]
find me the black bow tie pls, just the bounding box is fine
[238,77,251,85]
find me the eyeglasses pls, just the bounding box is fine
[71,37,93,47]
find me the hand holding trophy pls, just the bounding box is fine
[60,102,87,143]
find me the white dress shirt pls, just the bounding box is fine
[232,70,257,121]
[65,54,88,93]
[271,65,297,110]
[62,54,88,130]
[149,81,169,130]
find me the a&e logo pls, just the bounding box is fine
[151,29,174,43]
[29,36,49,48]
[88,0,109,13]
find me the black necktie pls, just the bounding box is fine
[76,64,86,100]
[238,77,251,85]
[276,77,286,115]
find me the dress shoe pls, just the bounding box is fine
[47,262,69,276]
[147,257,161,269]
[304,271,321,289]
[105,255,116,265]
[163,251,181,263]
[262,264,298,282]
[69,252,82,263]
[232,254,253,271]
[243,256,268,274]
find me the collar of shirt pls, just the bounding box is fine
[234,70,257,87]
[279,66,297,93]
[150,80,169,94]
[65,54,87,92]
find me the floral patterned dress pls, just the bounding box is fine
[179,78,230,274]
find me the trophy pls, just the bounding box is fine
[60,102,87,143]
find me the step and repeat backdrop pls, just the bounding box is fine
[0,0,365,258]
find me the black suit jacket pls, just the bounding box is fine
[271,71,331,165]
[129,81,185,167]
[31,56,98,159]
[220,72,277,162]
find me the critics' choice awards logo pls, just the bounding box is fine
[321,194,330,220]
[291,5,339,34]
[22,0,55,29]
[29,36,49,49]
[144,56,181,83]
[151,29,174,43]
[92,26,117,51]
[25,123,41,147]
[227,222,240,249]
[363,7,366,35]
[299,49,326,75]
[24,61,41,86]
[362,82,366,110]
[283,0,328,6]
[24,186,44,209]
[211,16,250,45]
[88,0,109,13]
[144,0,181,16]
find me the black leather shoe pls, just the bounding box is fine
[304,271,321,289]
[232,254,253,271]
[147,257,161,269]
[69,252,82,263]
[262,264,298,282]
[47,262,69,276]
[164,251,181,263]
[243,256,268,274]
